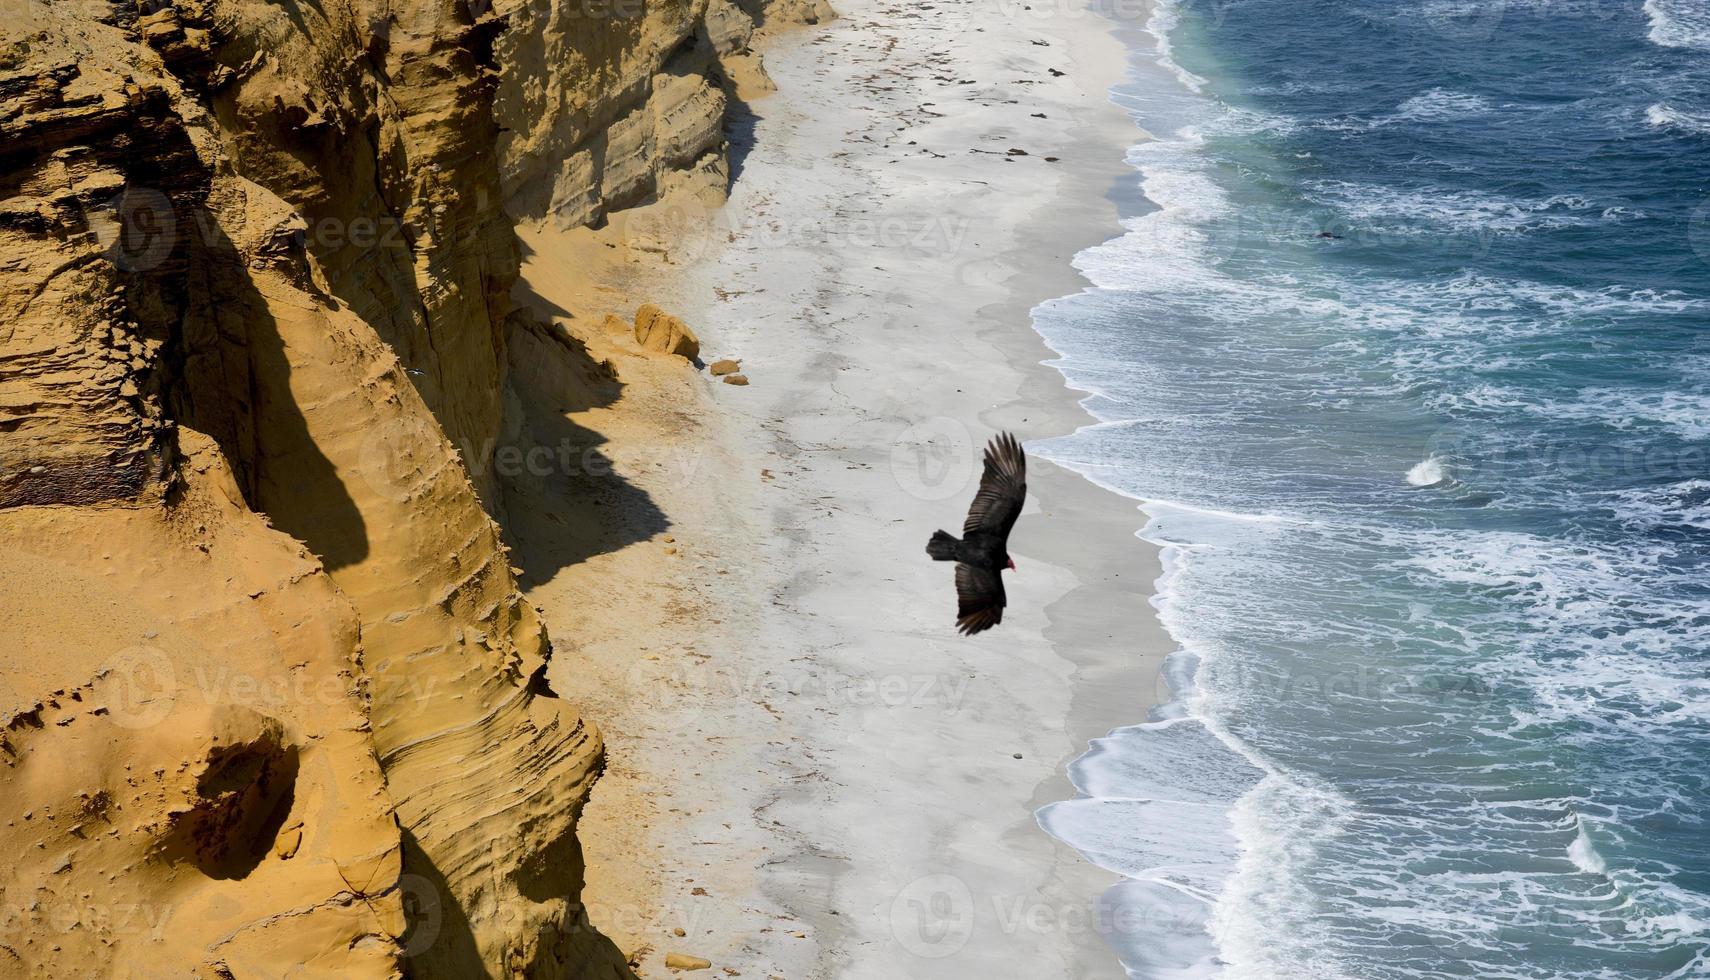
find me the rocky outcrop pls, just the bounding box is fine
[632,303,701,359]
[0,59,185,510]
[0,432,406,978]
[0,1,614,976]
[1,0,827,974]
[176,0,519,501]
[492,0,831,229]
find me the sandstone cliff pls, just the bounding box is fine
[0,0,821,975]
[493,0,830,228]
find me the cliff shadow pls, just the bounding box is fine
[496,312,670,590]
[515,822,639,979]
[240,282,373,571]
[160,206,371,571]
[398,828,488,978]
[723,91,764,187]
[400,816,639,979]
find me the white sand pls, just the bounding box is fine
[508,0,1173,976]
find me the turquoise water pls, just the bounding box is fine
[1035,1,1710,976]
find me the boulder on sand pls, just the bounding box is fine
[665,952,712,971]
[721,373,749,386]
[633,303,700,359]
[709,358,740,376]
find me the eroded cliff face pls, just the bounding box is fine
[0,30,407,970]
[0,0,607,975]
[0,433,407,978]
[1,0,819,973]
[492,0,831,228]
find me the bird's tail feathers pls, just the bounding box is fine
[925,529,959,561]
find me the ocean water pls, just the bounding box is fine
[1033,1,1710,977]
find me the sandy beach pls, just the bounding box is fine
[504,0,1174,975]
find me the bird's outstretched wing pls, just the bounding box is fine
[955,562,1006,635]
[962,432,1027,539]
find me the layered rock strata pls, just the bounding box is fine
[0,0,825,974]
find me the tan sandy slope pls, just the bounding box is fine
[0,0,825,975]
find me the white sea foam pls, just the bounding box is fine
[1405,529,1710,737]
[1143,497,1300,527]
[1210,775,1358,980]
[1314,88,1496,133]
[1528,387,1710,441]
[1646,102,1710,135]
[1034,516,1279,979]
[1071,134,1245,298]
[1406,529,1651,609]
[1394,88,1494,121]
[1492,281,1701,315]
[1568,817,1609,876]
[1405,456,1448,486]
[1631,882,1710,944]
[1423,274,1613,312]
[1147,0,1210,94]
[1307,181,1606,235]
[1605,480,1710,531]
[1215,106,1303,138]
[1033,2,1710,976]
[1029,11,1281,978]
[1645,0,1710,51]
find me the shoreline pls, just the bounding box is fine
[506,0,1170,975]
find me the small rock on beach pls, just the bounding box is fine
[634,303,701,360]
[665,952,713,971]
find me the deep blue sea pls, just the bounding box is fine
[1033,1,1710,976]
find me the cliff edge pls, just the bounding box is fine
[0,0,820,975]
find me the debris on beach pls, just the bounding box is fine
[665,952,713,971]
[634,303,701,359]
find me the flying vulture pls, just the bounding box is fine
[924,431,1026,635]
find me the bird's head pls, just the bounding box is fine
[1005,557,1016,572]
